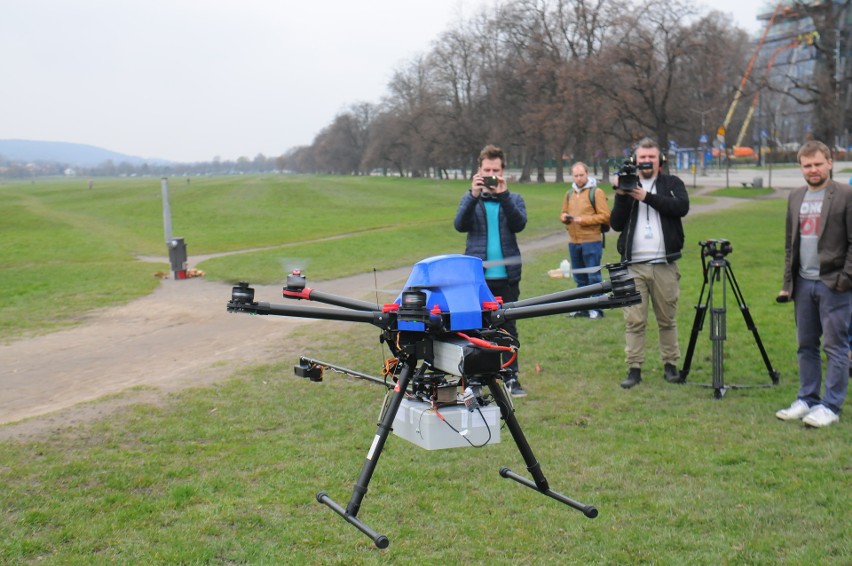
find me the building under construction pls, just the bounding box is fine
[728,1,852,159]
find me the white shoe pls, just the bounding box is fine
[802,405,839,428]
[775,399,812,421]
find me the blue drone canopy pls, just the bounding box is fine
[395,254,496,331]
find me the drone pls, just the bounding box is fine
[227,254,640,548]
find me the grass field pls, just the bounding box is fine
[0,176,850,564]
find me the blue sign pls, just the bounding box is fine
[699,134,708,144]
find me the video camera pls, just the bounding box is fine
[616,159,653,192]
[699,238,733,259]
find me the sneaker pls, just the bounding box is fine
[620,368,641,389]
[802,404,839,428]
[663,363,681,383]
[505,378,527,397]
[775,399,812,421]
[568,311,589,318]
[588,310,604,319]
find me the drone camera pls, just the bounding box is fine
[294,359,323,382]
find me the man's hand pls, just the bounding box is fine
[471,174,484,198]
[776,290,791,303]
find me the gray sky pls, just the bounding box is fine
[1,0,766,163]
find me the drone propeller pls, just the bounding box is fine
[482,255,524,268]
[279,257,311,276]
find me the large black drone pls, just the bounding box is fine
[227,254,640,548]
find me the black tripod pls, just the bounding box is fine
[680,240,780,398]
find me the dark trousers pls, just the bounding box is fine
[487,278,520,376]
[794,276,852,413]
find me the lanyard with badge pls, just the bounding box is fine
[643,180,656,239]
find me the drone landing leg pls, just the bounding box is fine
[316,359,416,549]
[485,374,598,519]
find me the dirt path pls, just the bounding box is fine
[0,183,789,440]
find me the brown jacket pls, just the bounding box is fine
[561,187,611,244]
[783,179,852,295]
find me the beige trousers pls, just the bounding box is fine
[623,262,681,368]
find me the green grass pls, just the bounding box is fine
[0,177,850,564]
[0,175,566,341]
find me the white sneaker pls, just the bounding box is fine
[802,405,839,428]
[775,399,812,421]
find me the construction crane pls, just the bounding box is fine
[717,4,783,143]
[733,35,810,149]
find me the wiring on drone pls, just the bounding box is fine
[454,330,518,369]
[415,401,493,448]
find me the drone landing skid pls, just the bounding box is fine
[315,356,597,549]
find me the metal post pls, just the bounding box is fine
[161,177,172,244]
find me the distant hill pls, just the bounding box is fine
[0,139,170,167]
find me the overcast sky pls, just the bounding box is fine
[1,0,767,163]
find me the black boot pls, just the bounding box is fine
[663,363,682,383]
[620,368,641,389]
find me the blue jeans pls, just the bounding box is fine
[568,241,604,288]
[794,276,852,414]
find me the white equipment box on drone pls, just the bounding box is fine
[392,398,501,450]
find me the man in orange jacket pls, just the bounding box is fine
[560,161,611,319]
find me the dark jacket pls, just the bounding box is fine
[609,174,689,261]
[454,190,527,284]
[783,179,852,296]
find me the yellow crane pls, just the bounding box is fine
[717,4,784,152]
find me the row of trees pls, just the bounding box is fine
[0,153,285,179]
[282,0,850,181]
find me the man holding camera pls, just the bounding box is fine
[609,137,690,389]
[454,144,528,397]
[775,140,852,428]
[560,161,611,319]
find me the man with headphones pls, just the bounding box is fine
[609,137,690,389]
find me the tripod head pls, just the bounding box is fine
[700,238,732,261]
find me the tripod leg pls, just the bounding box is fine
[485,374,598,518]
[316,357,416,548]
[725,264,781,384]
[710,306,726,398]
[680,275,713,382]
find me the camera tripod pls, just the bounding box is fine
[679,244,780,398]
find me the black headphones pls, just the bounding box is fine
[628,151,667,167]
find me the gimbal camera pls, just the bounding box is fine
[227,254,640,548]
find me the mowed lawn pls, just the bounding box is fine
[0,175,849,564]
